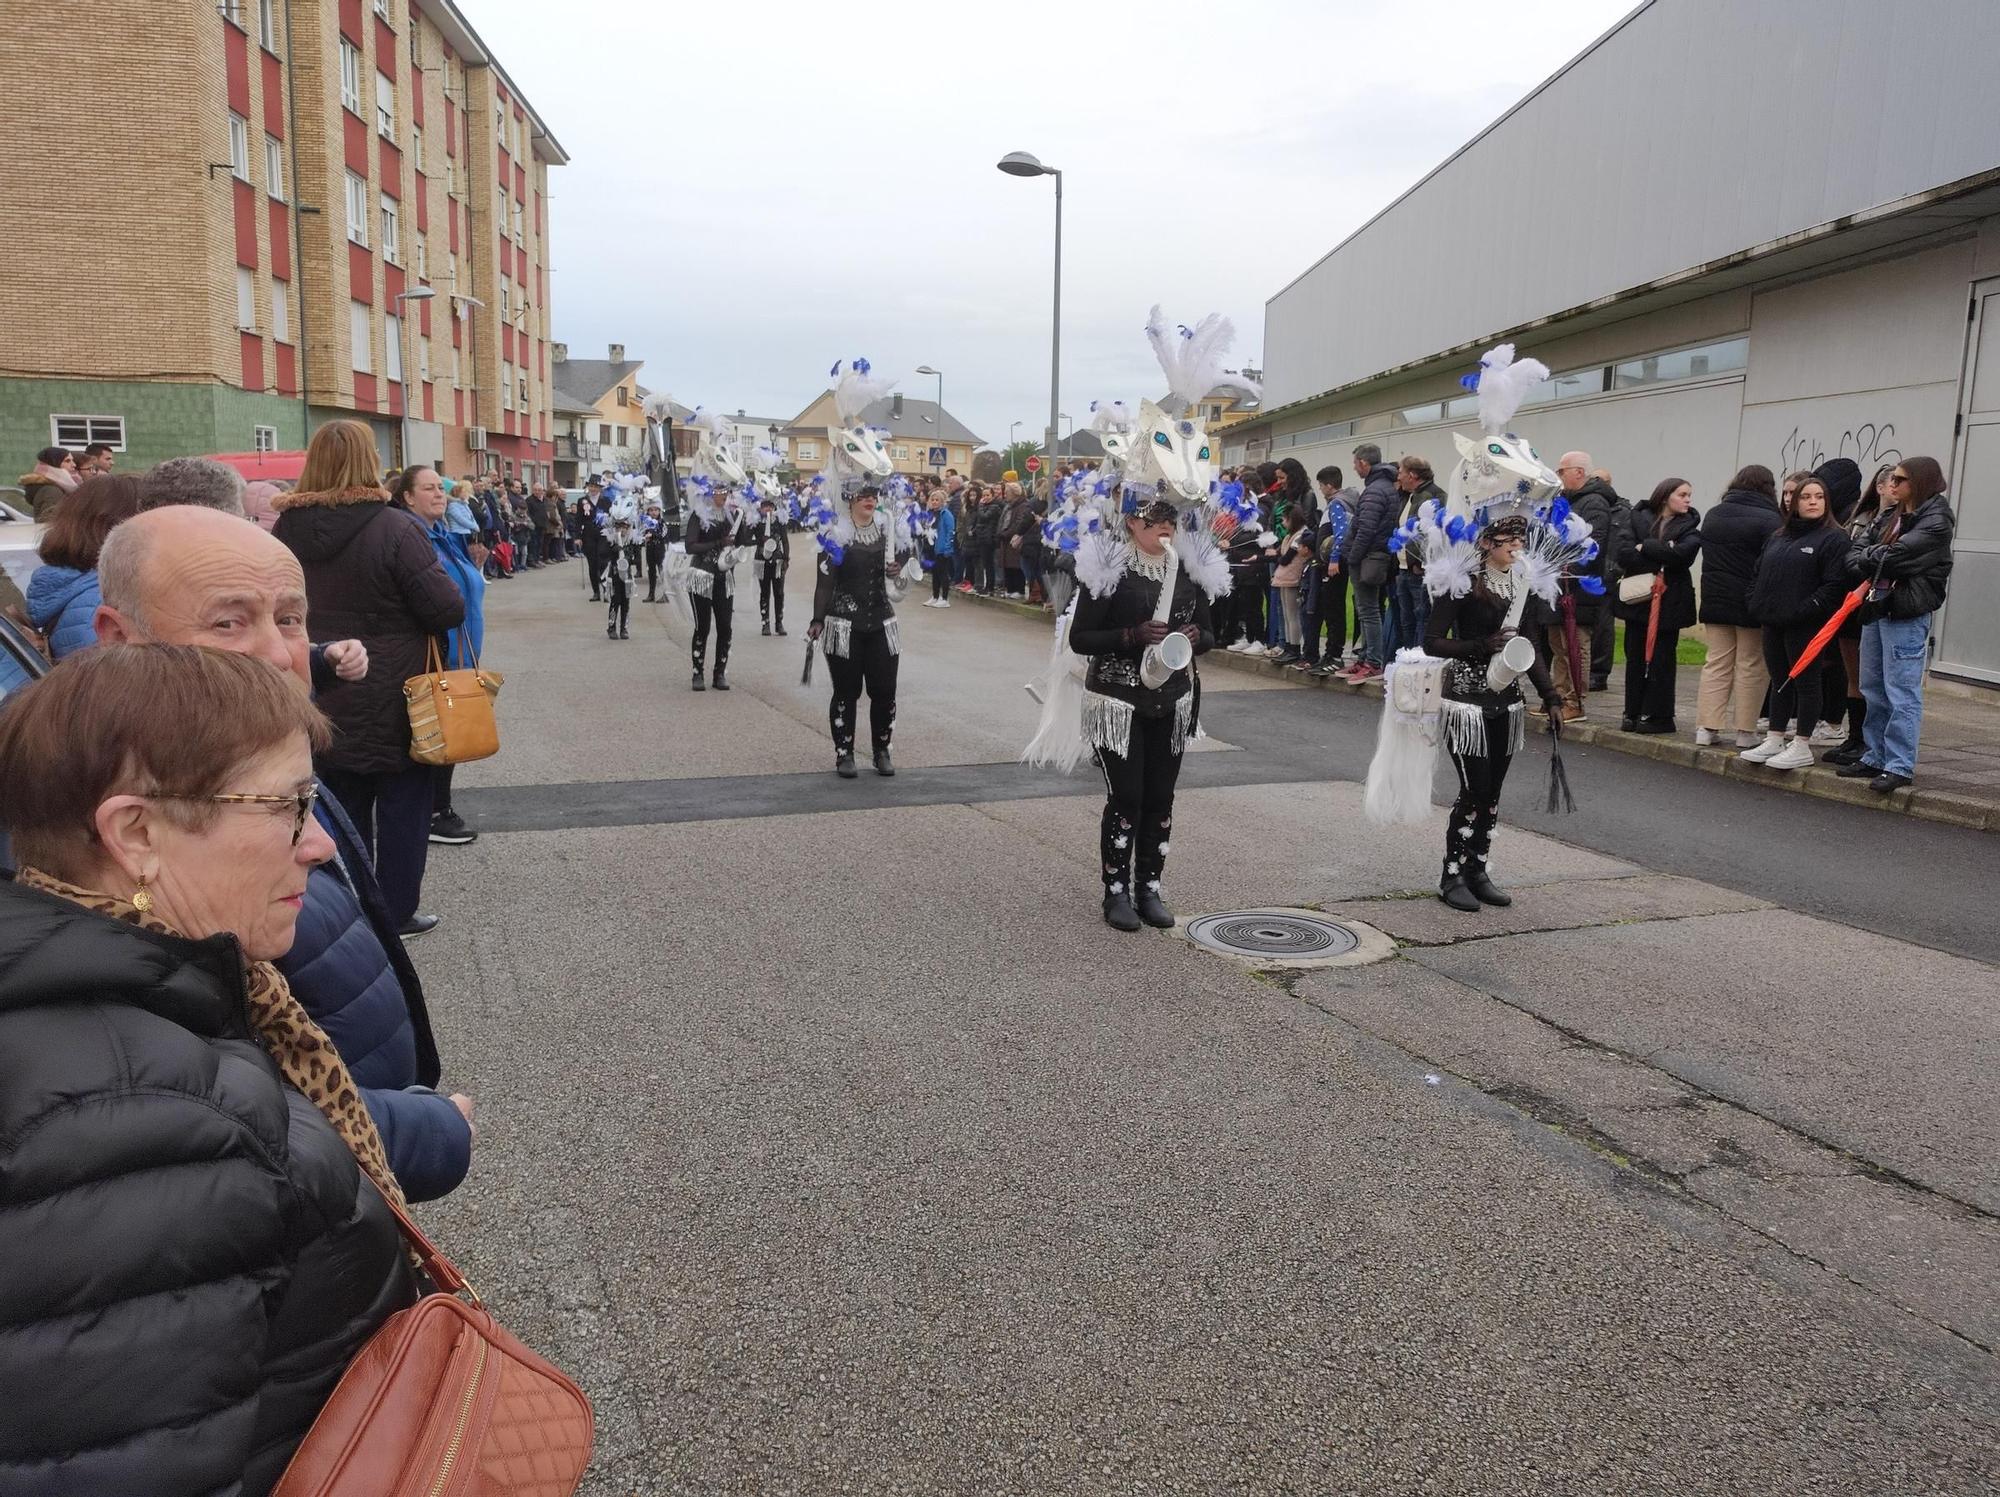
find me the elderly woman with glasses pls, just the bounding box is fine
[0,644,416,1495]
[1835,456,1957,793]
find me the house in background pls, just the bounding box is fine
[781,390,982,483]
[550,342,669,485]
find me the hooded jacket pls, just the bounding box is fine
[17,469,71,523]
[0,875,417,1495]
[1749,514,1853,627]
[272,486,465,775]
[1342,463,1401,573]
[1697,487,1783,627]
[25,562,100,659]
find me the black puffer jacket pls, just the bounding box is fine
[1557,477,1619,621]
[1697,488,1782,626]
[1342,463,1401,573]
[273,488,465,775]
[1846,493,1955,619]
[1749,516,1854,627]
[0,876,416,1496]
[1614,504,1702,630]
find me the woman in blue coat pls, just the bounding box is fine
[24,473,141,658]
[391,465,486,846]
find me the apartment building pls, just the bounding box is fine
[0,0,565,480]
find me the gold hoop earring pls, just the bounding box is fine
[132,881,153,914]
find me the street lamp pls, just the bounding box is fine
[998,150,1060,485]
[1009,419,1023,472]
[391,286,436,468]
[915,364,944,473]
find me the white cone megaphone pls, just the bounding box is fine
[1486,633,1538,693]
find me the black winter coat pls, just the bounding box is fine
[1614,505,1702,630]
[1343,463,1401,572]
[0,877,416,1496]
[1697,488,1783,626]
[1846,493,1955,619]
[1556,478,1619,621]
[273,489,466,775]
[1748,518,1854,628]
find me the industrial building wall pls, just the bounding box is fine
[1261,0,2000,410]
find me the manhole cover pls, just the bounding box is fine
[1176,904,1368,964]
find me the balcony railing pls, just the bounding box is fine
[561,436,603,461]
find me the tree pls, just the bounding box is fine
[1003,440,1038,476]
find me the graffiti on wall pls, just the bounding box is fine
[1778,421,1903,477]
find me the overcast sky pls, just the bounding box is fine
[473,0,1636,447]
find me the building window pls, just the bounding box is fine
[51,415,125,450]
[1207,403,1223,422]
[519,374,528,407]
[451,345,461,388]
[797,440,817,461]
[616,385,627,406]
[385,313,403,383]
[219,0,244,25]
[265,135,285,200]
[375,71,395,138]
[501,363,515,410]
[1611,336,1749,390]
[344,172,368,245]
[339,40,362,114]
[258,0,276,48]
[892,444,908,460]
[350,300,372,373]
[443,159,457,199]
[512,200,524,246]
[374,0,393,18]
[412,125,424,170]
[272,279,290,343]
[414,236,427,279]
[380,194,400,264]
[494,99,505,144]
[418,339,429,385]
[498,277,510,321]
[235,266,256,331]
[228,114,250,181]
[254,425,278,453]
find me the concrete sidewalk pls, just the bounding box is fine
[955,589,2000,833]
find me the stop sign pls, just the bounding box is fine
[1025,455,1041,473]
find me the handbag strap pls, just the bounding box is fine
[378,1185,482,1306]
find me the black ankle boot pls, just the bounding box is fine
[712,666,730,691]
[776,621,788,636]
[1135,890,1174,928]
[1102,891,1141,932]
[1438,876,1483,913]
[873,749,895,777]
[761,621,771,636]
[1465,869,1512,907]
[835,751,857,778]
[692,670,706,692]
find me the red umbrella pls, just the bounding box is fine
[1642,573,1667,664]
[1784,582,1869,681]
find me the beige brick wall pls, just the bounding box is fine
[0,1,230,385]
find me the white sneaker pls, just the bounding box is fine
[1756,717,1770,732]
[937,600,951,609]
[1767,738,1816,771]
[1735,729,1763,749]
[1227,640,1250,653]
[1739,731,1788,762]
[1808,722,1846,746]
[1694,728,1717,746]
[1243,643,1269,657]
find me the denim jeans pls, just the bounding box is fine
[1390,571,1430,657]
[1353,580,1385,666]
[1859,613,1930,777]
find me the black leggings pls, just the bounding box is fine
[1762,623,1822,733]
[931,564,952,602]
[1443,725,1514,888]
[826,628,898,755]
[759,571,786,627]
[606,573,629,634]
[1096,710,1184,898]
[691,591,733,674]
[1622,618,1681,725]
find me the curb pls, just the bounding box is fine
[954,588,1997,835]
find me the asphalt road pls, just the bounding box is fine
[425,561,1998,1496]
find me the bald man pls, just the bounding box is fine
[1546,451,1619,715]
[92,507,475,1201]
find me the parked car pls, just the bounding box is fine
[0,490,48,615]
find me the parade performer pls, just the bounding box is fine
[746,445,792,635]
[642,500,668,602]
[1364,344,1597,912]
[682,408,753,692]
[1026,308,1260,932]
[803,357,917,778]
[604,509,636,640]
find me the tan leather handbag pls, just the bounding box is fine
[275,1194,593,1496]
[405,638,503,766]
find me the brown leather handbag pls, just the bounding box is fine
[274,1195,593,1496]
[404,637,503,767]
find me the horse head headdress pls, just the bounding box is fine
[825,358,897,483]
[689,406,749,490]
[1134,306,1261,510]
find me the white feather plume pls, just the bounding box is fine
[1475,344,1550,434]
[831,360,898,427]
[690,407,735,443]
[643,393,678,423]
[1145,306,1262,414]
[1074,530,1128,601]
[1178,527,1232,601]
[1090,400,1137,435]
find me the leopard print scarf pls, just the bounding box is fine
[17,866,407,1210]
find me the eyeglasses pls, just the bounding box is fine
[149,785,320,846]
[1885,473,1910,485]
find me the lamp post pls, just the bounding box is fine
[1009,420,1023,474]
[915,364,944,473]
[391,286,436,468]
[997,150,1060,483]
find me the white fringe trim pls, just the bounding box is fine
[1171,691,1196,754]
[824,617,853,658]
[883,617,901,657]
[1081,690,1135,758]
[1439,699,1525,760]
